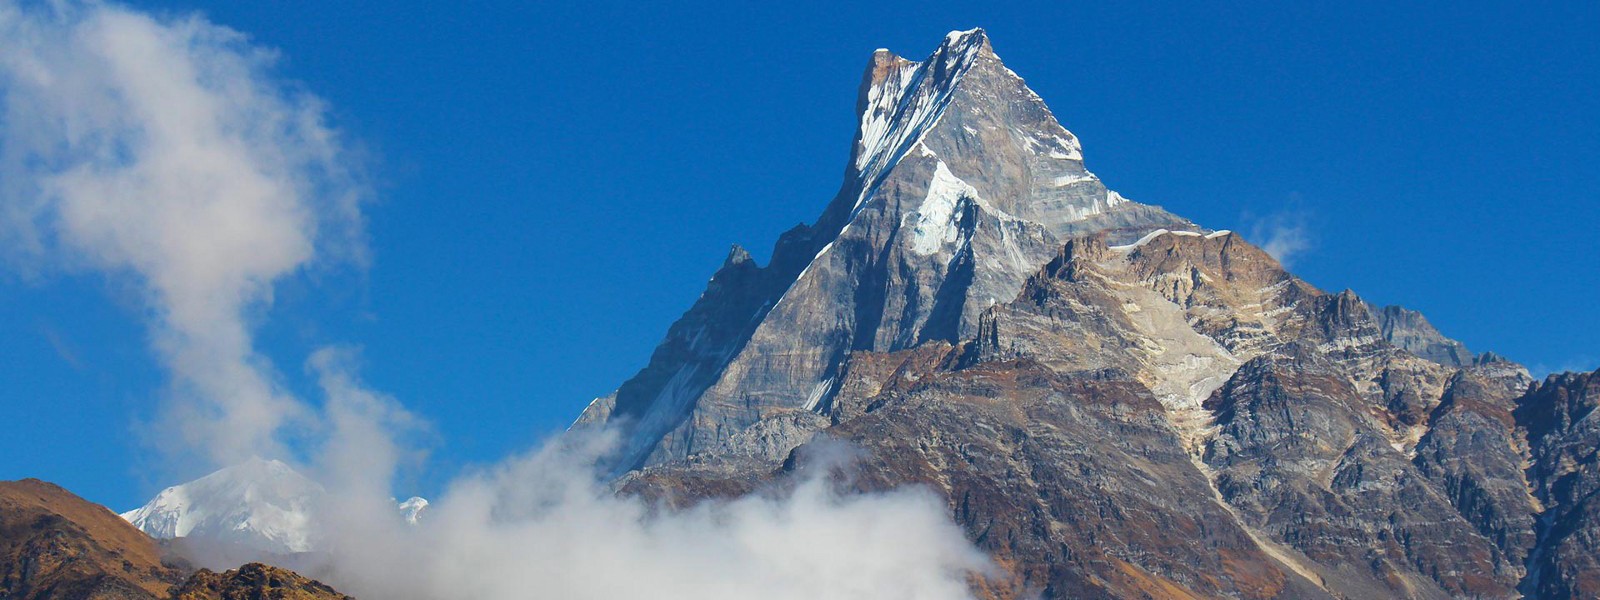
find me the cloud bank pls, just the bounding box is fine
[0,2,991,598]
[313,408,987,600]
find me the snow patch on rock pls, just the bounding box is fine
[906,161,979,255]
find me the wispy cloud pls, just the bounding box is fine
[35,321,84,371]
[1245,205,1313,268]
[0,0,365,465]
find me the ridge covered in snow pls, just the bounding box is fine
[122,458,427,555]
[121,458,322,554]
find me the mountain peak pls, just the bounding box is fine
[590,30,1189,469]
[121,459,323,554]
[849,28,991,184]
[942,27,991,54]
[122,459,429,560]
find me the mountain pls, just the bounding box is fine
[122,459,321,556]
[576,28,1187,470]
[0,479,353,600]
[0,479,185,599]
[122,458,427,563]
[586,29,1600,599]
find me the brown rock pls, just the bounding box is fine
[0,479,185,600]
[168,563,351,600]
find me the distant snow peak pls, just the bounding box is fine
[122,458,429,553]
[396,496,429,525]
[121,457,322,554]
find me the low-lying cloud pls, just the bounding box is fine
[312,396,987,600]
[0,2,990,598]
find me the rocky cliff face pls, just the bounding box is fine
[1516,370,1600,598]
[587,29,1600,599]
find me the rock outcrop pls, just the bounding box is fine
[168,563,351,600]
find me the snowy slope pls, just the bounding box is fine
[121,458,322,554]
[122,458,427,554]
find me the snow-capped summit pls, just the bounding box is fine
[122,458,429,556]
[121,457,322,554]
[396,496,429,525]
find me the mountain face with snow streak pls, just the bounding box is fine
[586,29,1600,599]
[576,28,1186,470]
[123,458,427,560]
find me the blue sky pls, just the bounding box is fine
[1,0,1596,509]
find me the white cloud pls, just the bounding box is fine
[297,354,987,600]
[0,0,364,465]
[1246,208,1313,268]
[311,407,989,600]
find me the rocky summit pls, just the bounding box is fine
[581,29,1600,599]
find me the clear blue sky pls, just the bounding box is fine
[2,1,1596,509]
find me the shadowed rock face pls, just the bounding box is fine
[810,359,1332,600]
[589,29,1600,600]
[1516,370,1600,599]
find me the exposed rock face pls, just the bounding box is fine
[589,29,1600,600]
[169,563,351,600]
[1205,347,1519,599]
[0,478,185,600]
[1516,370,1600,598]
[1369,303,1474,368]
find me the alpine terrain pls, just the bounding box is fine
[578,29,1600,599]
[120,458,426,569]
